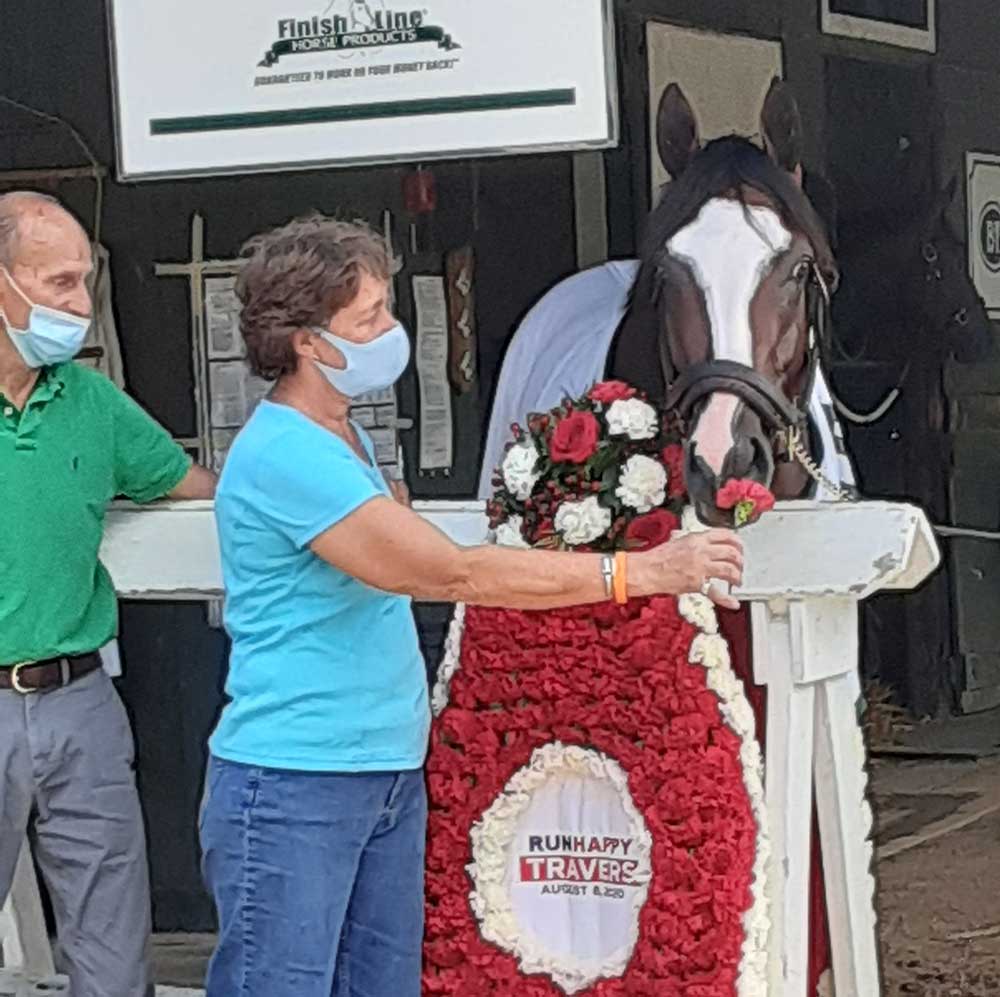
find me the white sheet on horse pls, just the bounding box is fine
[478,260,857,503]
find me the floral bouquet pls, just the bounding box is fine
[485,381,687,552]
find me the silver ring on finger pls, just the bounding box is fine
[699,578,712,597]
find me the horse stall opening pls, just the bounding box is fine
[826,52,999,717]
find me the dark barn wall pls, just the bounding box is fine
[4,0,999,928]
[934,3,1000,714]
[613,0,1000,716]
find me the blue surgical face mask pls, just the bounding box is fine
[0,266,91,368]
[314,322,411,398]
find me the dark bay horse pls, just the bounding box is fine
[481,80,850,527]
[475,79,870,993]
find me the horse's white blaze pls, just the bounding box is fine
[668,198,791,475]
[692,392,742,476]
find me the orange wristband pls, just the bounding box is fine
[613,551,628,605]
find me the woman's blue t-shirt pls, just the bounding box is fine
[210,400,429,772]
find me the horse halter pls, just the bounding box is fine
[663,263,829,437]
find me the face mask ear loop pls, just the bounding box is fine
[0,267,32,337]
[0,266,33,311]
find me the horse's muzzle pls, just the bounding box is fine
[684,418,775,527]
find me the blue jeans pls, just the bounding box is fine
[199,756,427,997]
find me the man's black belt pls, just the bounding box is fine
[0,651,102,693]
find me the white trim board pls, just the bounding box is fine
[821,1,935,53]
[100,499,937,603]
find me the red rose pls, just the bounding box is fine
[548,410,600,463]
[716,478,776,526]
[626,637,661,671]
[589,379,637,403]
[661,443,687,498]
[625,509,680,551]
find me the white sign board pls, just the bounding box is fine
[821,0,935,53]
[108,0,618,180]
[967,152,1000,318]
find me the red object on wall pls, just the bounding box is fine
[403,168,437,215]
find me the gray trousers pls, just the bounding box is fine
[0,669,152,997]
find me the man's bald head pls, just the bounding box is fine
[0,191,91,271]
[0,191,59,268]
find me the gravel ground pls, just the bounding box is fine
[874,758,1000,996]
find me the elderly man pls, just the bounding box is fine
[0,191,215,996]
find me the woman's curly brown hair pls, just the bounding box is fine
[237,214,395,380]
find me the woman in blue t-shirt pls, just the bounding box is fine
[201,214,744,997]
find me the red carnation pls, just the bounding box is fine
[548,410,600,464]
[625,509,680,551]
[661,443,687,498]
[589,380,637,403]
[716,478,776,526]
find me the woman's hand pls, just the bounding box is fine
[634,529,744,610]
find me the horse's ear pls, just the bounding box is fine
[760,77,803,180]
[656,83,700,179]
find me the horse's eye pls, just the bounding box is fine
[953,307,969,327]
[922,242,939,264]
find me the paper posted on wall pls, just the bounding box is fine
[351,385,404,478]
[201,274,406,474]
[209,362,246,428]
[210,428,239,473]
[413,275,453,473]
[209,361,270,429]
[205,275,244,359]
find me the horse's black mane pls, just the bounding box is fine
[639,135,837,286]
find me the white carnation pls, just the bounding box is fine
[494,515,529,548]
[554,495,612,546]
[605,398,658,440]
[677,592,719,635]
[501,441,540,500]
[615,454,667,512]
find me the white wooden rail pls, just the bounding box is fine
[2,499,939,997]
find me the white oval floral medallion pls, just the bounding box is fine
[467,743,652,995]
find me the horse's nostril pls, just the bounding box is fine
[727,438,755,478]
[724,435,773,487]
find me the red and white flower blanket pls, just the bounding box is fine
[423,567,777,996]
[422,381,831,996]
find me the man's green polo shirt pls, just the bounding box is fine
[0,363,191,664]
